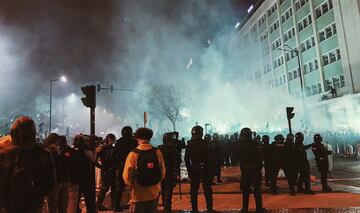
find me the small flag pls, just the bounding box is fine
[186,58,193,70]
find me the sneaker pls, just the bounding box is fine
[290,190,296,196]
[207,209,218,213]
[240,209,249,213]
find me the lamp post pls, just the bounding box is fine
[278,45,308,127]
[49,76,67,133]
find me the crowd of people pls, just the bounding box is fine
[0,116,335,213]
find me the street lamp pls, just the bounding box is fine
[49,75,67,133]
[278,45,308,127]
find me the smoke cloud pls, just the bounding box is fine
[1,0,359,145]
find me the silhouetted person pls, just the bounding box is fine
[114,126,138,211]
[238,128,266,213]
[270,134,296,195]
[294,132,315,194]
[329,86,337,98]
[212,133,223,183]
[0,116,55,213]
[96,133,118,211]
[158,133,177,213]
[312,134,332,192]
[261,135,271,187]
[185,126,216,213]
[75,135,97,213]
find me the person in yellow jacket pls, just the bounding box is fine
[123,127,165,213]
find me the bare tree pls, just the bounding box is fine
[147,84,189,131]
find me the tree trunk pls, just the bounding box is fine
[172,120,176,131]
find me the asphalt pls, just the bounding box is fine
[90,164,360,213]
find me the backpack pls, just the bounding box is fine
[7,146,50,212]
[133,148,162,187]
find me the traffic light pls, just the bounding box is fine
[110,85,114,92]
[97,84,101,92]
[81,85,96,108]
[286,107,295,120]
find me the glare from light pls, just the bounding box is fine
[235,22,240,29]
[67,93,77,103]
[247,5,254,13]
[60,76,67,82]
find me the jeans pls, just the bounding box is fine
[130,197,159,213]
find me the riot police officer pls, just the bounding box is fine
[312,134,332,192]
[238,128,266,213]
[185,126,216,213]
[294,132,315,194]
[212,133,223,183]
[261,135,271,187]
[270,134,296,195]
[158,133,177,213]
[285,134,297,187]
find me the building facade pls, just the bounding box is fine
[233,0,360,103]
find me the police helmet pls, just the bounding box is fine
[240,127,252,140]
[314,134,323,143]
[295,132,304,142]
[262,135,270,142]
[274,134,285,142]
[191,125,203,136]
[213,133,219,140]
[204,134,211,142]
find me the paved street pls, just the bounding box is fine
[94,161,360,212]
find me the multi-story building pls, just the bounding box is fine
[234,0,360,98]
[231,0,360,129]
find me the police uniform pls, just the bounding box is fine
[185,126,215,213]
[261,135,271,187]
[311,134,332,192]
[294,132,314,194]
[270,134,296,195]
[238,128,266,213]
[158,133,177,213]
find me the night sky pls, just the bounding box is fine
[0,0,254,83]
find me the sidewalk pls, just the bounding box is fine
[98,166,360,212]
